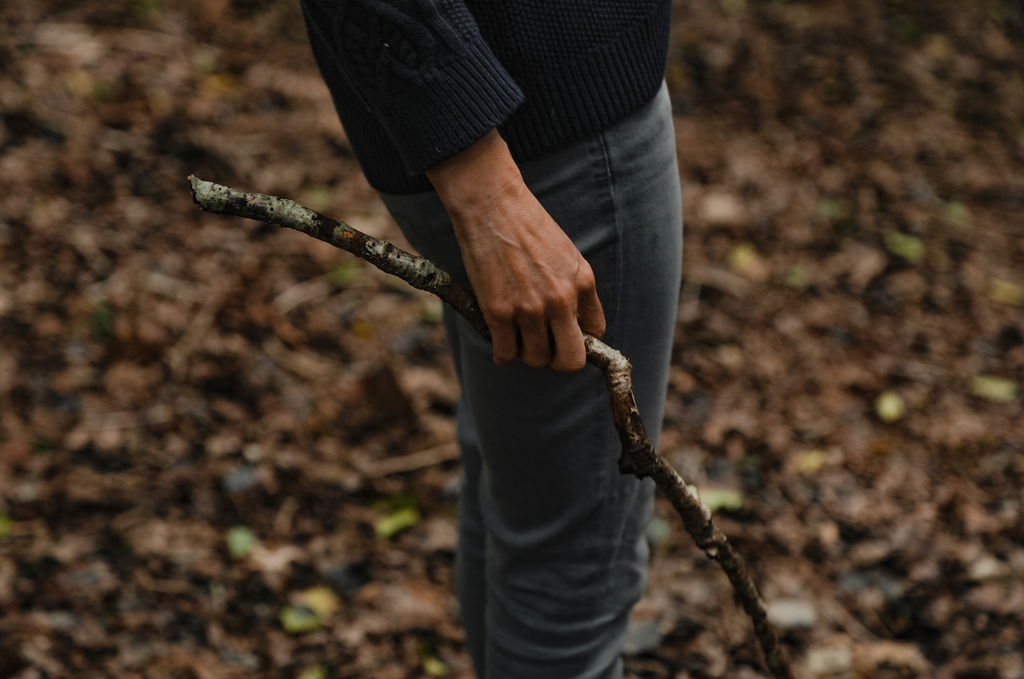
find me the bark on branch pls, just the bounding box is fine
[188,175,795,679]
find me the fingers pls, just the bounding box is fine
[575,260,606,339]
[549,316,586,372]
[487,309,519,367]
[483,256,605,372]
[518,314,553,368]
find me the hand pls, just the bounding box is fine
[426,130,605,372]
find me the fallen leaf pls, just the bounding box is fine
[970,376,1017,403]
[375,506,420,539]
[884,231,923,263]
[728,243,757,272]
[943,200,970,226]
[296,666,326,679]
[329,260,363,288]
[250,544,304,574]
[785,266,811,289]
[227,525,258,559]
[698,487,744,512]
[989,279,1023,306]
[280,606,320,634]
[417,640,448,677]
[296,586,339,621]
[793,449,828,474]
[876,390,906,423]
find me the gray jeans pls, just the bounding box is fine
[381,82,682,679]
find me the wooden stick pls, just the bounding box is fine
[189,175,795,679]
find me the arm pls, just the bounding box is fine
[301,0,523,177]
[426,129,605,372]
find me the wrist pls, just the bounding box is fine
[426,129,525,223]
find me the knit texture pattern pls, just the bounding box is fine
[301,0,672,194]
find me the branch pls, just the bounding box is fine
[188,175,795,679]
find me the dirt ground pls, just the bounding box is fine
[2,0,1024,677]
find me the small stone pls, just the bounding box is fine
[767,598,817,629]
[805,646,853,676]
[700,192,748,227]
[968,556,1006,582]
[223,465,259,493]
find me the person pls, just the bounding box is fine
[299,2,682,677]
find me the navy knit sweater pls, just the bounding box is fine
[301,0,673,194]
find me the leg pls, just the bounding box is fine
[382,82,681,679]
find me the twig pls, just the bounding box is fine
[360,442,461,477]
[272,273,334,314]
[165,276,235,379]
[188,175,795,679]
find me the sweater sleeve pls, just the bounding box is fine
[301,0,525,177]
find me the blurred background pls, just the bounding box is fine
[1,0,1023,677]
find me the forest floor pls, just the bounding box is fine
[2,0,1024,677]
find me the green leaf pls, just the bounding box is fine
[943,201,970,227]
[91,302,115,342]
[423,656,448,677]
[296,666,326,679]
[890,14,922,44]
[375,506,420,539]
[971,376,1018,403]
[727,243,758,273]
[280,605,320,634]
[133,0,163,16]
[884,231,923,263]
[373,493,418,511]
[785,266,810,289]
[32,437,55,454]
[719,0,746,15]
[817,199,849,221]
[329,260,363,288]
[226,525,258,559]
[417,640,448,676]
[697,487,744,512]
[304,188,333,214]
[0,513,12,541]
[420,299,444,323]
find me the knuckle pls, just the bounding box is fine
[578,265,596,289]
[518,300,545,319]
[485,303,514,323]
[547,285,575,312]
